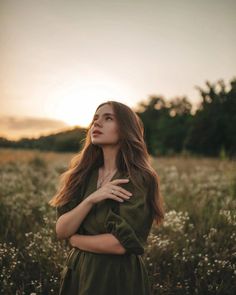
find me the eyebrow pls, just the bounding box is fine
[93,112,115,118]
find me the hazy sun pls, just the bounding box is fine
[46,77,132,127]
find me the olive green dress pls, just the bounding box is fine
[56,168,154,295]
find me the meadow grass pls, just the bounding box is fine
[0,148,235,294]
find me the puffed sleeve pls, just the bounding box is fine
[104,180,153,255]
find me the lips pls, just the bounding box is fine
[92,130,103,135]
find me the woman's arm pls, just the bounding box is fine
[56,179,131,240]
[56,197,94,240]
[69,233,127,255]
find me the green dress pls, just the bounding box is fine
[56,167,154,295]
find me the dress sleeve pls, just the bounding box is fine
[56,184,85,219]
[104,181,153,255]
[56,197,80,219]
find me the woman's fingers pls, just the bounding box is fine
[92,178,133,203]
[111,179,130,185]
[110,186,132,199]
[110,179,132,197]
[107,193,126,202]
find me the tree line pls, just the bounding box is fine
[0,77,235,158]
[137,77,236,158]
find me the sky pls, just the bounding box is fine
[0,0,235,140]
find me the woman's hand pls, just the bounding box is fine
[87,179,132,204]
[69,234,78,248]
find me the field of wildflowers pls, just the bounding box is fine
[0,148,235,294]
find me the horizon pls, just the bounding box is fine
[0,93,199,141]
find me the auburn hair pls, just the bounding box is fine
[48,101,165,226]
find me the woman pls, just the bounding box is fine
[49,100,165,295]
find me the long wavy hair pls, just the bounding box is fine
[49,101,165,226]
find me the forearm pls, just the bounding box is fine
[69,233,126,255]
[56,197,94,239]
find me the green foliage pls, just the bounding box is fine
[185,78,236,158]
[0,127,87,153]
[137,96,193,156]
[137,77,236,158]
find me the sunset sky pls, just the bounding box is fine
[0,0,235,140]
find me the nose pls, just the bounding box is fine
[94,119,102,127]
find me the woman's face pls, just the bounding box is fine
[90,104,120,146]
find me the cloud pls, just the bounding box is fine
[0,115,69,140]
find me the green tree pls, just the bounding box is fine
[185,78,236,157]
[137,96,192,156]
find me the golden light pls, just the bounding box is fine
[45,76,132,127]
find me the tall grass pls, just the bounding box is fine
[0,149,235,294]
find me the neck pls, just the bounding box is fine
[101,146,119,172]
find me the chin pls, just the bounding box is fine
[91,139,102,145]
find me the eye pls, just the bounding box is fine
[105,116,113,121]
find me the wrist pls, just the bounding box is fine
[85,194,95,206]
